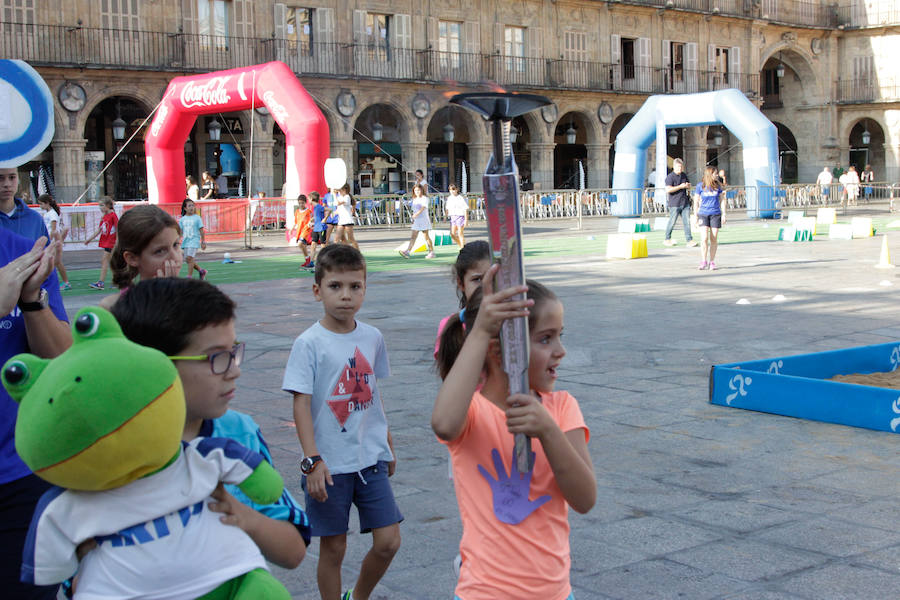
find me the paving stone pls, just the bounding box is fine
[779,562,900,600]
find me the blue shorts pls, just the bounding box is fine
[302,461,402,537]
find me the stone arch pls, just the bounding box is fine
[73,88,156,138]
[354,99,415,145]
[758,43,823,101]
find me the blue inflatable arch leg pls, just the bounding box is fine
[611,89,779,218]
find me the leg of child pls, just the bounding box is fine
[404,230,418,253]
[457,223,466,248]
[185,255,196,278]
[56,256,69,285]
[424,230,435,255]
[317,534,347,600]
[99,251,110,283]
[345,227,359,250]
[351,523,401,600]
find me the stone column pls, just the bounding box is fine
[527,142,556,191]
[466,143,492,193]
[245,138,275,197]
[402,142,429,181]
[52,138,87,203]
[684,143,708,183]
[586,143,610,188]
[330,140,356,189]
[884,143,899,183]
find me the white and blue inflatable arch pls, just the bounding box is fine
[611,89,779,218]
[0,60,54,168]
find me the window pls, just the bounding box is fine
[669,41,685,83]
[504,26,525,72]
[287,7,313,55]
[365,12,390,61]
[101,0,139,29]
[621,37,635,80]
[563,31,586,63]
[713,46,729,86]
[1,0,35,33]
[439,20,461,68]
[198,0,230,50]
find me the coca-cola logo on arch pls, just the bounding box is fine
[180,76,232,109]
[262,90,289,122]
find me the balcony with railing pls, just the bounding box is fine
[0,23,762,98]
[614,0,837,28]
[833,3,900,28]
[834,78,900,103]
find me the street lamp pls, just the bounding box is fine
[112,102,126,141]
[509,123,519,144]
[565,122,576,144]
[668,129,678,146]
[861,119,871,146]
[208,118,222,142]
[372,121,383,142]
[775,53,785,79]
[443,122,455,142]
[713,127,723,147]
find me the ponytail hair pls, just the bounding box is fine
[451,240,491,308]
[110,205,181,289]
[435,279,558,380]
[37,194,60,216]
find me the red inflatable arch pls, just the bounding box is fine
[145,61,328,204]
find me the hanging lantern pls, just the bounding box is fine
[668,129,678,146]
[509,124,519,143]
[208,118,222,142]
[372,121,383,142]
[443,123,455,142]
[565,124,576,145]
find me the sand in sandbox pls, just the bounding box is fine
[830,369,900,390]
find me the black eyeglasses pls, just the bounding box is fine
[168,342,245,374]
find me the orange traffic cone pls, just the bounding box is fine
[875,234,894,269]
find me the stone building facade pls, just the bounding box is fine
[2,0,897,201]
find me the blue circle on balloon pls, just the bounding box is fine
[0,60,54,168]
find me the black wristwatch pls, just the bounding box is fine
[300,455,323,475]
[18,289,49,312]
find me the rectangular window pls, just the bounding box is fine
[1,0,35,34]
[365,12,390,62]
[101,0,139,29]
[439,20,461,68]
[669,41,684,82]
[286,7,313,55]
[504,25,525,72]
[198,0,230,50]
[621,37,635,80]
[563,31,586,62]
[713,46,729,87]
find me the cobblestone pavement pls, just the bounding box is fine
[63,208,900,599]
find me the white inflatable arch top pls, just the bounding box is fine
[611,89,779,218]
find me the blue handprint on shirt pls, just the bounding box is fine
[477,448,551,525]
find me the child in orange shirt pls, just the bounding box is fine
[293,195,313,268]
[432,266,596,600]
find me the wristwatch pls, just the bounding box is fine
[300,455,323,475]
[18,289,49,312]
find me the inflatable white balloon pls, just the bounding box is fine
[0,60,54,168]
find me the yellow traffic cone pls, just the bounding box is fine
[875,234,895,269]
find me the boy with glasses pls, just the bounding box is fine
[110,278,310,571]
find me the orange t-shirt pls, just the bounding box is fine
[442,390,589,600]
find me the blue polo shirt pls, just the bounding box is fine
[695,183,724,216]
[0,228,68,484]
[0,198,49,241]
[312,202,326,233]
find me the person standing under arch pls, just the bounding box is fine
[663,159,696,248]
[693,166,726,270]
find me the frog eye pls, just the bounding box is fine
[2,360,29,387]
[74,312,100,337]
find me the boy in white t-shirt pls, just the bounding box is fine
[444,184,469,248]
[282,244,401,600]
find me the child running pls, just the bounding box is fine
[692,165,727,271]
[84,196,118,290]
[399,184,435,259]
[99,205,182,309]
[307,191,326,270]
[434,240,491,358]
[180,198,207,280]
[111,277,310,571]
[37,194,70,290]
[432,266,596,600]
[282,244,402,600]
[294,195,314,268]
[445,184,469,248]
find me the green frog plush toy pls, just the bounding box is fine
[2,307,290,599]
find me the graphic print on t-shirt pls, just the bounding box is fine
[327,347,374,431]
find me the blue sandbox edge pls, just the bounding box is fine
[709,341,900,434]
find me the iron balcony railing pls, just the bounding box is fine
[0,23,761,97]
[833,4,900,28]
[615,0,837,28]
[834,78,900,103]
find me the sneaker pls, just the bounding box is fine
[709,261,717,270]
[698,261,708,270]
[341,590,354,600]
[398,250,410,259]
[686,240,699,247]
[663,239,676,247]
[301,257,311,268]
[199,268,208,281]
[89,281,105,290]
[60,282,71,291]
[425,252,436,259]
